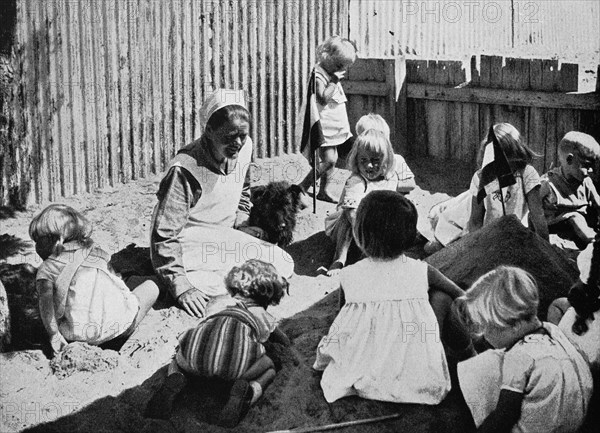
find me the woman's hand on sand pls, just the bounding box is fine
[177,288,210,318]
[237,225,266,240]
[50,333,68,355]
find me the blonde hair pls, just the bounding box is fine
[317,36,357,69]
[347,129,395,178]
[460,266,539,333]
[477,123,538,170]
[558,131,600,160]
[29,204,93,255]
[355,113,390,139]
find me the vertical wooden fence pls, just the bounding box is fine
[2,0,347,206]
[405,55,600,176]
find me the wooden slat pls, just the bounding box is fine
[407,84,600,110]
[105,0,120,186]
[80,0,99,190]
[426,60,449,158]
[344,81,389,96]
[117,0,132,182]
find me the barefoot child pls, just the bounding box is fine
[315,190,473,404]
[467,123,549,241]
[146,260,290,427]
[458,266,592,432]
[298,35,357,203]
[29,204,159,355]
[324,121,415,276]
[540,132,600,249]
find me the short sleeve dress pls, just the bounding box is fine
[324,155,415,237]
[313,255,450,404]
[469,164,541,227]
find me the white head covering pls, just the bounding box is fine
[200,89,247,130]
[577,242,594,284]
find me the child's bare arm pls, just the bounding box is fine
[467,195,484,233]
[315,74,339,106]
[526,186,549,241]
[269,326,291,347]
[37,280,67,353]
[477,389,523,432]
[397,177,416,194]
[427,266,465,299]
[338,287,346,309]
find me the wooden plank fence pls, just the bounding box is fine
[1,0,347,206]
[344,56,600,181]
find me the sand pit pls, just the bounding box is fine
[0,156,591,432]
[426,215,580,319]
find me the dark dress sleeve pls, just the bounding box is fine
[150,166,201,299]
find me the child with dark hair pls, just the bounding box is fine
[314,190,473,404]
[146,260,290,427]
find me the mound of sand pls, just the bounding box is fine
[50,343,120,379]
[426,215,579,319]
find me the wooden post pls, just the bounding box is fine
[385,56,407,154]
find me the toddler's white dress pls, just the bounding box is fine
[313,255,451,404]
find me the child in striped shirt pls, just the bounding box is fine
[145,260,290,427]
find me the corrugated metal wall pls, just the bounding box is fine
[3,0,347,205]
[350,0,600,60]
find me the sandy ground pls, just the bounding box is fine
[0,154,584,433]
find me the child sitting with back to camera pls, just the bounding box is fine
[297,35,357,203]
[146,259,290,427]
[540,131,600,249]
[315,190,474,404]
[457,266,592,433]
[467,123,549,241]
[324,115,415,276]
[29,204,159,355]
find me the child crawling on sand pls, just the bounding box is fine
[146,259,291,427]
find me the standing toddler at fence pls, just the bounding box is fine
[314,190,473,404]
[467,123,549,241]
[324,119,415,276]
[457,266,592,432]
[540,131,600,249]
[146,260,290,427]
[29,204,159,355]
[298,35,357,203]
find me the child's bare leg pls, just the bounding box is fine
[547,297,570,325]
[567,213,596,248]
[317,147,338,203]
[132,279,160,327]
[145,358,188,419]
[328,215,352,276]
[218,355,276,427]
[429,290,474,360]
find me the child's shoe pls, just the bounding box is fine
[145,372,187,420]
[216,379,254,428]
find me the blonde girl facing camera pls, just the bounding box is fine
[30,204,159,355]
[458,266,592,432]
[324,124,414,276]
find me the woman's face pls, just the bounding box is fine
[207,117,250,161]
[357,148,384,181]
